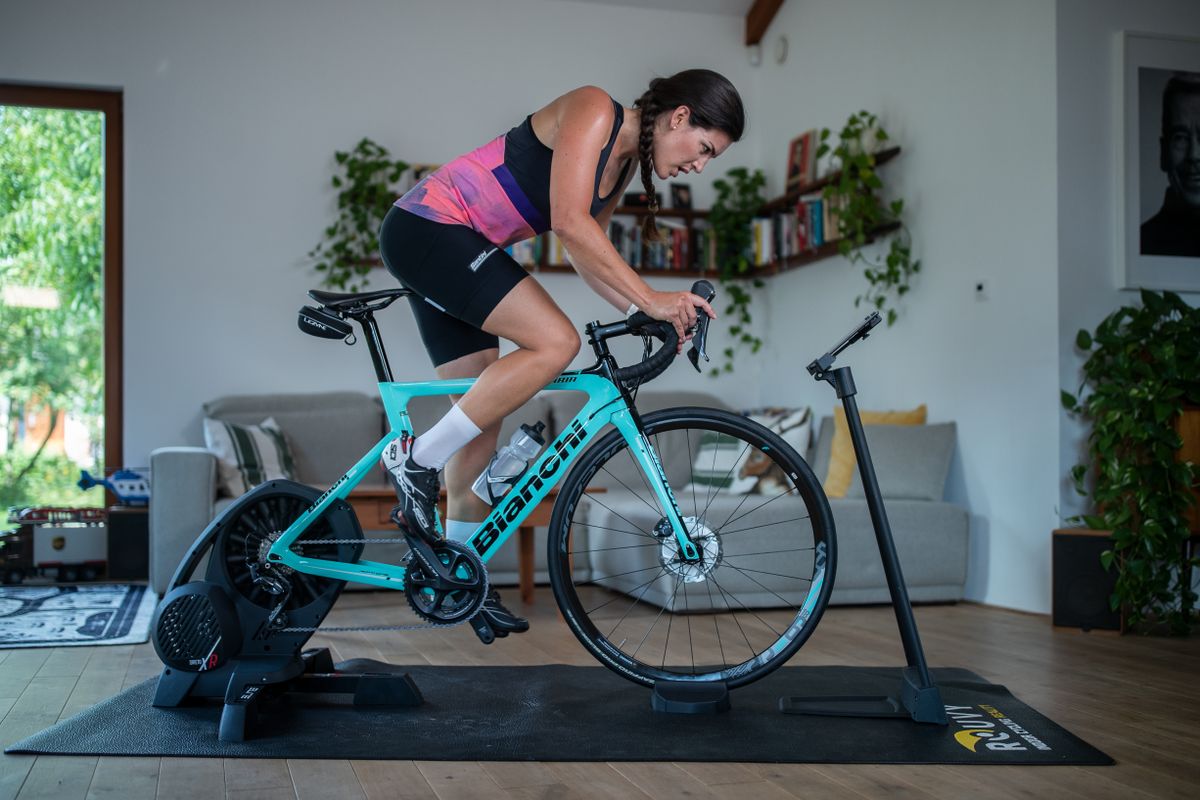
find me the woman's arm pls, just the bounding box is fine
[566,164,638,313]
[549,87,713,342]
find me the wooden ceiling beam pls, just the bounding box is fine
[745,0,785,47]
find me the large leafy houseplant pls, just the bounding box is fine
[1062,289,1200,634]
[818,111,919,326]
[707,166,766,374]
[309,138,408,291]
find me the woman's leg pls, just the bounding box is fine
[433,348,502,527]
[455,277,581,431]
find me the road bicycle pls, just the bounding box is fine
[151,279,837,708]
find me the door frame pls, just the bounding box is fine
[0,83,124,472]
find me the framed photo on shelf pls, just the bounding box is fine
[669,183,692,210]
[623,190,662,208]
[1116,32,1200,290]
[786,129,818,193]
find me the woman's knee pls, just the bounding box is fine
[543,324,581,371]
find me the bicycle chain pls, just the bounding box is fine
[278,536,475,634]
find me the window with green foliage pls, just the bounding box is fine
[0,105,105,509]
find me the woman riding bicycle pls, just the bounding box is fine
[378,69,744,639]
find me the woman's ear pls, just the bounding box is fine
[672,106,690,129]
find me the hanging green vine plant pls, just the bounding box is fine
[817,111,919,326]
[707,166,766,374]
[309,137,409,291]
[1062,289,1200,634]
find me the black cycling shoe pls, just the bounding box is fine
[479,589,529,634]
[382,434,441,542]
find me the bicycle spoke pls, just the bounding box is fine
[570,541,661,555]
[607,565,671,641]
[719,563,813,583]
[704,576,727,667]
[722,545,814,558]
[718,516,815,537]
[708,572,785,638]
[598,460,663,518]
[579,495,657,541]
[716,486,803,533]
[571,517,658,540]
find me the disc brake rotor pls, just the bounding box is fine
[657,515,722,582]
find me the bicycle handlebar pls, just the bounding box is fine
[605,280,716,387]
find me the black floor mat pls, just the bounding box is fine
[5,665,1111,764]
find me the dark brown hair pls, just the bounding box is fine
[632,69,745,241]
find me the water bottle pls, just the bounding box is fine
[471,421,547,505]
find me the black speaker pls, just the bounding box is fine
[1052,529,1121,631]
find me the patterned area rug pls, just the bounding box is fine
[0,584,156,649]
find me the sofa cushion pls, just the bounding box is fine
[824,404,927,497]
[691,429,759,494]
[202,416,296,496]
[844,422,956,501]
[740,406,812,495]
[203,392,385,486]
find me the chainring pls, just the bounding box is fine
[404,539,488,624]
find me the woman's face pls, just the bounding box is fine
[654,106,733,180]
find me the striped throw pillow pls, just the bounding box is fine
[203,416,297,497]
[689,431,760,495]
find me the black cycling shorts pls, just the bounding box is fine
[378,206,529,367]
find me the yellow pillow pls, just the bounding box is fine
[823,404,927,498]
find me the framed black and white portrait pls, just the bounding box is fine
[1117,32,1200,290]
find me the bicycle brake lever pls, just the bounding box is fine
[687,280,716,373]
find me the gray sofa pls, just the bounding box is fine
[149,390,968,606]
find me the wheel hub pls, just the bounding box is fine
[657,515,721,582]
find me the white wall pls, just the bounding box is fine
[751,0,1061,613]
[0,0,760,458]
[1055,0,1200,525]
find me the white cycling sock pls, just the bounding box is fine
[411,403,482,471]
[443,518,479,544]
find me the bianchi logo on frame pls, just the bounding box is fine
[947,704,1052,753]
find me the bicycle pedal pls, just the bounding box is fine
[469,614,502,645]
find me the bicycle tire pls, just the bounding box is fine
[548,407,836,689]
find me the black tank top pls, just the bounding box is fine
[502,96,631,229]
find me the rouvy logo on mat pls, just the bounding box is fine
[948,704,1053,753]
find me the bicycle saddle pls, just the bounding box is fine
[308,287,411,312]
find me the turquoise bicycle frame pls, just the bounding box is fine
[267,372,699,589]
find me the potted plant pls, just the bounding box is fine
[707,166,766,374]
[309,138,409,291]
[1062,289,1200,634]
[818,111,919,326]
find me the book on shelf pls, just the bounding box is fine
[786,129,819,193]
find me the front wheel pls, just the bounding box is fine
[548,407,836,689]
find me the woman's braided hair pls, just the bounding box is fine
[632,69,745,241]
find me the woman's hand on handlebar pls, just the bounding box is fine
[639,291,717,353]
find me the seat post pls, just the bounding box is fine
[357,312,393,383]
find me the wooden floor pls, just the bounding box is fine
[2,589,1199,800]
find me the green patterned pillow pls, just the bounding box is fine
[689,431,760,495]
[203,416,297,497]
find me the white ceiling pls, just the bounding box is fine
[553,0,754,17]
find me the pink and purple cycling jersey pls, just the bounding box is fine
[395,96,629,249]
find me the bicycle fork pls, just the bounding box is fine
[609,407,702,562]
